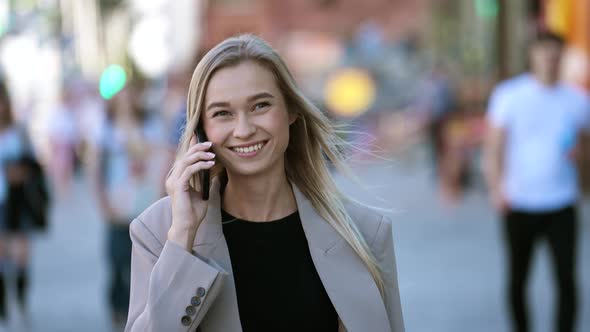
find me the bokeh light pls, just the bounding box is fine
[99,64,126,100]
[324,68,376,117]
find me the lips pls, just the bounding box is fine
[231,142,265,153]
[228,140,268,156]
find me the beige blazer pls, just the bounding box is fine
[125,179,404,332]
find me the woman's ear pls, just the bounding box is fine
[288,112,298,125]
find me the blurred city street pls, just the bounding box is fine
[1,1,589,331]
[14,153,588,332]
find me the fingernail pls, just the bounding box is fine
[207,160,215,164]
[206,152,215,157]
[204,141,213,147]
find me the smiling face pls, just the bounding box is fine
[202,60,296,178]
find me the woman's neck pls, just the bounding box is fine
[222,167,297,222]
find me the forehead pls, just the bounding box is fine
[205,61,281,103]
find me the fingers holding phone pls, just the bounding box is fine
[178,140,215,194]
[166,135,215,243]
[168,135,215,194]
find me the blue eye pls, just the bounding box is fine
[254,102,270,110]
[213,110,231,117]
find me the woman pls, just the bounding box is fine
[125,34,404,332]
[0,81,33,329]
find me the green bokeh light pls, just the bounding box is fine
[99,65,127,100]
[475,0,498,18]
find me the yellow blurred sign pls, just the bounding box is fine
[545,0,572,37]
[324,68,376,117]
[545,0,590,90]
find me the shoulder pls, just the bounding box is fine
[343,200,392,250]
[491,74,531,100]
[130,196,173,254]
[488,74,533,122]
[560,84,590,106]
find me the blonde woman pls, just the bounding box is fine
[125,34,404,332]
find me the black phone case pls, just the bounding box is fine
[195,124,210,201]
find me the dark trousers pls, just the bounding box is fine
[107,222,132,316]
[504,205,578,332]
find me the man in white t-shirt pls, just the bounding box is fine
[484,32,590,332]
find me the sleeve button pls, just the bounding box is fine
[186,305,197,316]
[191,296,202,306]
[181,315,192,326]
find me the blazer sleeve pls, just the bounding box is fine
[374,216,405,332]
[125,218,227,332]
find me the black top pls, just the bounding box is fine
[221,209,339,332]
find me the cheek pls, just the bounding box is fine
[204,123,228,144]
[204,127,230,157]
[265,112,291,142]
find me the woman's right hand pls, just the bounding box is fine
[165,135,216,250]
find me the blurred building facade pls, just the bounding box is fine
[1,0,589,193]
[203,0,428,47]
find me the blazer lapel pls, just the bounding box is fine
[191,178,243,332]
[184,180,389,332]
[293,186,391,332]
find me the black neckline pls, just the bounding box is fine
[221,209,299,225]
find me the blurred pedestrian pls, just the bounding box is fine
[418,62,458,200]
[75,80,107,169]
[0,81,44,330]
[46,83,81,197]
[125,34,404,332]
[484,31,590,332]
[89,85,159,329]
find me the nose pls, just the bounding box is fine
[233,114,256,139]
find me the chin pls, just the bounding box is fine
[226,159,283,178]
[223,160,265,176]
[228,168,268,178]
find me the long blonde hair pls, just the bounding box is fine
[178,34,386,296]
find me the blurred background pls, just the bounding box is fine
[0,0,589,331]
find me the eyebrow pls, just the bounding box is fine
[206,92,275,112]
[247,92,275,102]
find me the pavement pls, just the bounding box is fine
[2,153,588,332]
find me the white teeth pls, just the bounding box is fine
[233,143,264,154]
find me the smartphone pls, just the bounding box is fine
[195,123,210,200]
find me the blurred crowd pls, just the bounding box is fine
[0,27,474,331]
[0,0,589,331]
